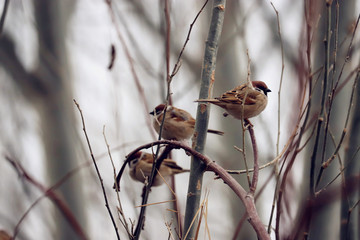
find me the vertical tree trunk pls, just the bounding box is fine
[34,1,85,239]
[183,1,226,239]
[0,1,86,239]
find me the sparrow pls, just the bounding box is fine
[0,230,12,240]
[150,104,224,141]
[195,81,271,120]
[128,151,189,186]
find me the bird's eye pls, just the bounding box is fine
[255,87,268,96]
[129,158,139,168]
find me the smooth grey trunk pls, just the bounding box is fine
[183,1,226,239]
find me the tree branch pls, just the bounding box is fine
[4,156,88,240]
[74,99,120,240]
[117,140,270,240]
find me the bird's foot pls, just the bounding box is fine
[243,119,253,129]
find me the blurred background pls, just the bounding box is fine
[0,0,359,239]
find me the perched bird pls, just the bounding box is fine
[126,151,189,186]
[196,81,271,120]
[0,230,12,240]
[150,104,224,141]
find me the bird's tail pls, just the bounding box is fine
[207,129,224,135]
[173,168,190,174]
[195,99,220,103]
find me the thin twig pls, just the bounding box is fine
[135,199,177,208]
[74,99,120,240]
[332,13,360,95]
[133,2,210,237]
[317,6,356,189]
[132,144,172,239]
[291,175,360,239]
[162,1,183,237]
[315,145,360,196]
[169,0,210,81]
[8,141,137,240]
[304,5,332,237]
[241,50,252,188]
[317,15,360,184]
[316,71,359,186]
[105,1,156,140]
[227,130,293,175]
[165,221,176,240]
[271,2,285,159]
[204,195,211,239]
[232,170,274,240]
[246,121,259,195]
[309,0,331,197]
[183,200,205,240]
[346,198,360,237]
[268,3,284,233]
[275,7,317,234]
[103,126,133,238]
[0,0,10,36]
[123,139,270,240]
[5,156,88,240]
[193,194,206,240]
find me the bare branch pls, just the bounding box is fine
[103,126,133,238]
[4,156,88,240]
[119,139,271,240]
[73,99,120,240]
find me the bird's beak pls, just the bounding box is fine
[149,111,154,115]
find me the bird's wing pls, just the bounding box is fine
[235,90,259,105]
[218,90,243,103]
[217,84,259,105]
[162,159,183,171]
[170,108,192,122]
[142,154,155,164]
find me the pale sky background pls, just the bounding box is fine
[1,0,360,239]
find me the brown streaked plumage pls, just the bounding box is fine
[0,230,12,240]
[196,81,271,120]
[150,104,224,140]
[128,151,189,186]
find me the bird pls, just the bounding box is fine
[0,230,12,240]
[127,151,189,186]
[150,104,224,141]
[195,81,271,120]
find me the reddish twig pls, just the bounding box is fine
[133,1,210,238]
[232,170,274,240]
[122,140,270,240]
[274,0,320,237]
[245,121,259,195]
[5,156,88,240]
[290,175,360,239]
